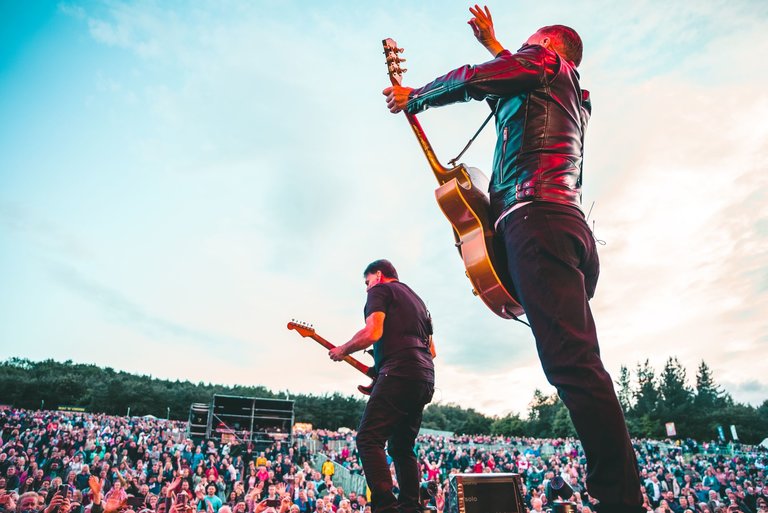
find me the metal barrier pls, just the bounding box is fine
[310,452,367,495]
[295,437,352,455]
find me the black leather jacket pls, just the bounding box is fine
[405,44,591,221]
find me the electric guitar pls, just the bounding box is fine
[382,38,524,319]
[287,320,376,395]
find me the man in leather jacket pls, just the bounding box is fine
[383,6,643,513]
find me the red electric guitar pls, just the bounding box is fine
[287,320,376,395]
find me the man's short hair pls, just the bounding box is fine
[363,259,398,280]
[17,492,39,513]
[538,25,583,67]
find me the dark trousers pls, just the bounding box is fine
[356,375,434,513]
[497,202,643,513]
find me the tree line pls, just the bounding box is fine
[1,357,765,444]
[484,358,768,445]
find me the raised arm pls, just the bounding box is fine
[468,5,505,57]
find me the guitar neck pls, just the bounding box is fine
[404,112,453,182]
[383,39,453,183]
[310,334,372,377]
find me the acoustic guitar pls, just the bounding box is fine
[287,320,376,395]
[382,38,524,319]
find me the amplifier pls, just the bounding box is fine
[447,473,525,513]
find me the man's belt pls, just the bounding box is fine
[515,180,582,209]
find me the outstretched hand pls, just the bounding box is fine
[168,476,182,496]
[382,86,413,114]
[88,476,103,504]
[468,5,504,56]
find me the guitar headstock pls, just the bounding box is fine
[287,319,316,338]
[382,38,407,86]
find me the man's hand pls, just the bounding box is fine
[89,476,103,505]
[382,86,413,114]
[45,494,65,513]
[468,5,504,56]
[254,500,269,513]
[328,346,347,362]
[168,477,182,496]
[435,491,445,512]
[169,504,183,513]
[103,496,126,513]
[59,497,72,513]
[0,493,14,510]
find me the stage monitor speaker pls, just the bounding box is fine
[187,403,210,438]
[447,473,524,513]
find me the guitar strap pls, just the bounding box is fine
[447,109,496,167]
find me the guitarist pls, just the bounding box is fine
[328,259,434,513]
[382,6,643,513]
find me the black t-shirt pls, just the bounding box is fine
[364,281,434,383]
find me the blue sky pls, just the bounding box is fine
[2,0,767,418]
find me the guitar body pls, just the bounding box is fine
[383,38,525,320]
[434,167,524,319]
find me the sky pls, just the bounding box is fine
[1,0,767,421]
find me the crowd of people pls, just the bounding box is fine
[406,435,768,513]
[1,409,766,513]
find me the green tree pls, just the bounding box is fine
[633,360,659,418]
[758,399,768,423]
[527,390,572,438]
[422,404,492,434]
[490,413,527,437]
[551,404,577,438]
[659,357,692,410]
[657,357,693,437]
[694,360,729,409]
[616,365,633,414]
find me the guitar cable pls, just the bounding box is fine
[585,201,606,246]
[509,315,531,328]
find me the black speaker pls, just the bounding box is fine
[447,473,525,513]
[187,403,210,438]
